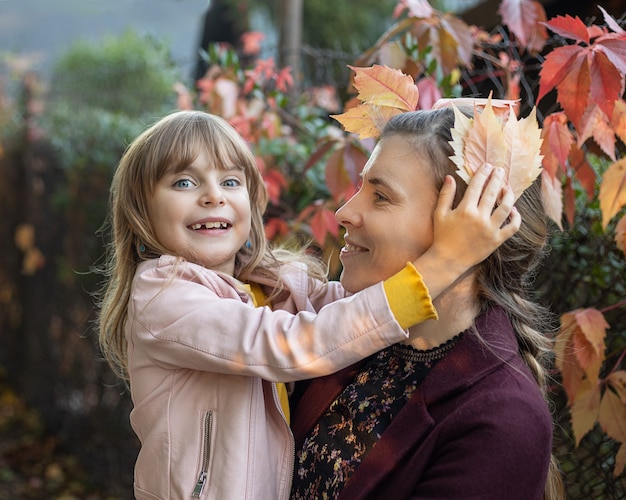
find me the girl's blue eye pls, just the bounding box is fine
[223,178,241,188]
[174,178,194,189]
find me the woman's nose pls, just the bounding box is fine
[335,196,360,227]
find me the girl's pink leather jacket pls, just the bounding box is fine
[127,255,419,499]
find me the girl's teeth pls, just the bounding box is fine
[192,222,228,229]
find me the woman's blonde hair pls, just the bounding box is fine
[96,110,326,382]
[381,107,565,500]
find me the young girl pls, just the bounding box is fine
[96,110,519,500]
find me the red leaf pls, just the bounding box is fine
[412,14,474,74]
[304,139,337,172]
[541,112,573,177]
[310,207,339,245]
[599,5,626,36]
[595,34,626,77]
[577,105,616,161]
[537,45,581,103]
[263,169,288,205]
[542,14,590,44]
[264,217,289,240]
[570,146,597,201]
[416,76,442,110]
[439,14,474,68]
[498,0,547,53]
[563,177,576,227]
[324,144,367,203]
[556,51,590,131]
[571,308,609,381]
[589,48,623,122]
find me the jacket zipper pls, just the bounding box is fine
[272,383,294,499]
[192,411,213,498]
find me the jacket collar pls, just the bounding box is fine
[420,305,519,406]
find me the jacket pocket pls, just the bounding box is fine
[192,410,214,498]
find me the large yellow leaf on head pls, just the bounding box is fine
[463,99,507,178]
[448,97,543,200]
[599,158,626,229]
[504,107,544,200]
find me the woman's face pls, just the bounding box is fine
[335,135,439,293]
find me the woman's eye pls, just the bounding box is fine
[174,178,194,189]
[374,192,387,202]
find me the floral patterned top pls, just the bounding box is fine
[290,334,462,499]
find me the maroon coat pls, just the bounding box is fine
[291,306,553,500]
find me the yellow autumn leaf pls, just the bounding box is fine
[598,389,626,449]
[331,103,402,140]
[599,158,626,229]
[349,64,419,111]
[598,388,626,476]
[332,65,420,138]
[572,308,609,382]
[607,370,626,404]
[555,311,585,403]
[570,377,601,446]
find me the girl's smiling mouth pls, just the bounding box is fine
[189,221,231,230]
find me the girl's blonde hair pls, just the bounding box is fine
[381,108,565,500]
[97,110,326,382]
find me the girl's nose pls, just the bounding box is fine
[200,185,225,206]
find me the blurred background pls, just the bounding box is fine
[1,0,626,498]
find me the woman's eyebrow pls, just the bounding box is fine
[367,176,397,194]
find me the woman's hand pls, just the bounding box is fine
[413,164,520,299]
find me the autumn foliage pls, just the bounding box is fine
[182,0,626,479]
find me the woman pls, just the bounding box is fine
[290,107,563,499]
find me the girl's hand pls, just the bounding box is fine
[413,164,520,299]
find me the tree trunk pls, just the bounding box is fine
[278,0,303,93]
